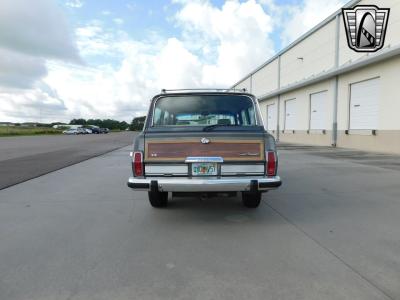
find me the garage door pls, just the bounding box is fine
[266,103,277,131]
[350,78,380,130]
[310,91,328,130]
[285,99,297,130]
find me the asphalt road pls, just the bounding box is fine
[1,144,400,300]
[0,132,135,190]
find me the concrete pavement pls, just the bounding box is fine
[0,145,399,300]
[0,132,135,190]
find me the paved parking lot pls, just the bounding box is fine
[0,132,135,190]
[0,144,399,300]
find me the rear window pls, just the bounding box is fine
[152,95,256,127]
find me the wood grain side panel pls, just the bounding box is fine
[145,139,264,162]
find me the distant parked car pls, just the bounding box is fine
[100,128,109,134]
[90,127,100,134]
[84,128,93,134]
[76,128,87,134]
[63,129,78,135]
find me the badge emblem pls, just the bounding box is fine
[200,138,210,144]
[342,5,390,53]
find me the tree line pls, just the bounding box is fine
[69,117,146,131]
[129,116,146,131]
[5,117,147,131]
[70,119,129,130]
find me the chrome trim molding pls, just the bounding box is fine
[127,176,281,192]
[145,163,265,176]
[185,157,224,163]
[239,152,259,156]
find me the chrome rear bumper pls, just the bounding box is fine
[127,176,282,192]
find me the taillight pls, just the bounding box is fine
[266,151,277,177]
[133,151,143,177]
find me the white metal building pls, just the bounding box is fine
[232,0,400,154]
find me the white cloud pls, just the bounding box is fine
[126,3,136,11]
[0,0,80,61]
[0,0,277,123]
[0,83,67,123]
[113,18,124,25]
[0,0,80,92]
[0,0,80,122]
[0,48,47,89]
[157,38,203,88]
[65,0,84,8]
[175,0,275,86]
[41,37,203,122]
[75,23,115,57]
[280,0,347,46]
[0,0,346,121]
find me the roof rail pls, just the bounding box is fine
[160,88,247,93]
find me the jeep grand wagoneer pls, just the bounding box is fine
[127,89,282,208]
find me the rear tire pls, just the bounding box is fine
[242,192,261,208]
[148,191,168,208]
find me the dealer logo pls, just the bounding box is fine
[342,5,390,53]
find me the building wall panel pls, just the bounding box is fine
[349,78,380,130]
[266,103,278,132]
[233,0,400,153]
[277,79,335,146]
[278,79,334,132]
[336,55,400,153]
[251,58,279,97]
[280,20,336,88]
[337,55,400,131]
[284,99,297,130]
[258,97,278,137]
[310,91,329,130]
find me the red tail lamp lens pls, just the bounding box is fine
[266,151,277,176]
[133,151,143,177]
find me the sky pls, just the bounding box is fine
[0,0,348,123]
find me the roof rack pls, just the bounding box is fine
[160,88,247,93]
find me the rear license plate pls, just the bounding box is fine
[192,162,218,176]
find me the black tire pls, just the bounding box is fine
[148,191,168,208]
[242,192,262,208]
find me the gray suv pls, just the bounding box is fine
[127,90,282,208]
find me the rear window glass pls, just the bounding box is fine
[152,95,256,127]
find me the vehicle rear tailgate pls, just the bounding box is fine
[144,132,265,163]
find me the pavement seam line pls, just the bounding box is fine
[263,200,395,300]
[0,144,131,192]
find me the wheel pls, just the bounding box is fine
[242,192,262,208]
[148,191,168,207]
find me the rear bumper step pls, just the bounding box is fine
[127,176,282,192]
